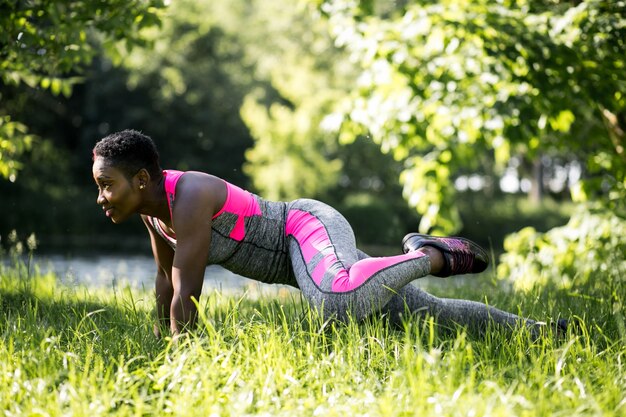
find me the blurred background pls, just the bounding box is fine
[1,0,624,289]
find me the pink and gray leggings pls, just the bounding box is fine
[285,199,535,333]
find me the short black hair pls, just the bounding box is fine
[93,129,162,179]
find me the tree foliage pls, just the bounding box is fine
[108,0,269,186]
[0,0,420,247]
[0,0,165,181]
[316,0,626,233]
[236,1,350,200]
[126,0,361,203]
[3,0,624,256]
[499,203,626,291]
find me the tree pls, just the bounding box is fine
[0,0,165,181]
[2,0,421,247]
[315,0,625,233]
[235,0,349,200]
[99,0,274,187]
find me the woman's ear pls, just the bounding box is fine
[135,168,151,190]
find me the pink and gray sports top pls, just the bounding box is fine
[146,170,297,285]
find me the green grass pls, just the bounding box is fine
[1,258,625,416]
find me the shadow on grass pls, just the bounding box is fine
[0,284,163,358]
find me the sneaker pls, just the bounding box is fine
[531,318,572,340]
[402,233,490,277]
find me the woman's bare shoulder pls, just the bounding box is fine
[174,171,227,214]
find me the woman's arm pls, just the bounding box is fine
[141,215,175,338]
[168,173,225,336]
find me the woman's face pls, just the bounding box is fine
[92,156,142,224]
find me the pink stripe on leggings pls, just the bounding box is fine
[286,209,334,284]
[332,251,425,292]
[286,209,427,292]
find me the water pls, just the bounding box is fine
[16,253,460,299]
[31,254,297,297]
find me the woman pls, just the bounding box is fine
[92,129,545,337]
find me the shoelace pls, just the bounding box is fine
[439,238,475,274]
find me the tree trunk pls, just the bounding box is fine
[529,157,544,204]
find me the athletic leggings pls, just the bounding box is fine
[285,199,536,333]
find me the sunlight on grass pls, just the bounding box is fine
[1,258,625,416]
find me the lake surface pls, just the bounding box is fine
[31,254,297,297]
[18,253,457,298]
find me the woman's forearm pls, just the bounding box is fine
[155,272,173,336]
